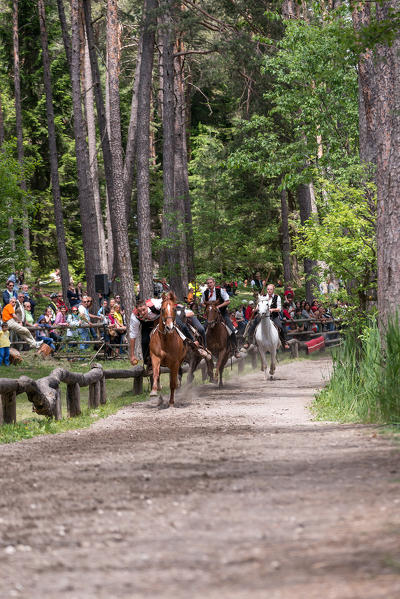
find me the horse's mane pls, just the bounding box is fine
[162,290,177,303]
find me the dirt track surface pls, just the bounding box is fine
[1,357,400,599]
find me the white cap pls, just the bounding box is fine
[249,300,254,305]
[241,299,248,304]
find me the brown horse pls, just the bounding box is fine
[204,301,230,388]
[149,291,187,406]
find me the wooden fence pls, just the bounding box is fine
[0,317,343,426]
[0,348,260,426]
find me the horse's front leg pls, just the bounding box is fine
[269,348,277,379]
[169,365,180,406]
[216,349,229,388]
[150,355,161,396]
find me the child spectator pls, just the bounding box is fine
[0,322,11,366]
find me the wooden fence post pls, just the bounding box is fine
[67,383,81,417]
[100,376,107,404]
[88,381,100,409]
[54,388,62,420]
[133,374,143,396]
[1,391,17,424]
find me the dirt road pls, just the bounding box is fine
[1,357,400,599]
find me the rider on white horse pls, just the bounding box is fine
[243,284,289,349]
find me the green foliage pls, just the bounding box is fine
[314,316,400,423]
[189,124,281,277]
[294,176,376,305]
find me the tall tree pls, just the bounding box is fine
[136,0,156,299]
[375,0,400,327]
[174,38,194,281]
[12,0,30,270]
[280,189,291,284]
[297,183,317,302]
[160,1,186,299]
[38,0,70,297]
[83,37,108,275]
[69,0,102,298]
[107,0,136,312]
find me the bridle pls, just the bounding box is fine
[160,300,176,334]
[205,302,222,328]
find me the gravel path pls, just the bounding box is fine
[1,357,400,599]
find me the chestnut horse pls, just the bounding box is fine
[204,301,230,388]
[149,292,187,406]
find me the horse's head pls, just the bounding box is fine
[161,292,177,331]
[204,301,221,328]
[257,296,270,319]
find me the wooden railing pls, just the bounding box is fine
[0,348,259,426]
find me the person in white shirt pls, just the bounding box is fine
[201,277,240,358]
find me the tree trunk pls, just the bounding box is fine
[297,183,317,303]
[83,37,108,275]
[352,4,377,166]
[375,0,400,329]
[107,0,136,313]
[161,2,185,300]
[123,34,143,217]
[38,0,70,298]
[69,0,102,299]
[13,0,31,271]
[0,90,16,267]
[136,0,156,299]
[174,40,194,283]
[173,42,188,293]
[280,189,292,284]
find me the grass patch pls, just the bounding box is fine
[312,317,400,424]
[0,357,147,444]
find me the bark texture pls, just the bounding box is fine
[107,0,136,313]
[38,0,70,297]
[161,1,186,300]
[83,37,108,274]
[136,0,157,299]
[280,189,292,285]
[69,0,102,299]
[352,4,377,166]
[297,183,317,303]
[375,0,400,328]
[13,0,31,268]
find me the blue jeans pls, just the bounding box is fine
[0,347,10,365]
[78,327,90,350]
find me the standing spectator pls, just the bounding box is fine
[97,299,109,318]
[66,306,82,346]
[241,299,248,321]
[76,282,84,303]
[3,280,18,308]
[245,300,255,322]
[253,272,262,291]
[20,284,36,316]
[67,281,80,308]
[0,322,11,366]
[17,270,24,286]
[2,298,42,349]
[55,292,68,310]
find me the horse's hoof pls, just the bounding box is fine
[147,396,162,408]
[150,390,158,397]
[269,375,274,381]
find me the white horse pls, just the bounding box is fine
[255,296,281,380]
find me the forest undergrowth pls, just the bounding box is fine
[313,317,400,424]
